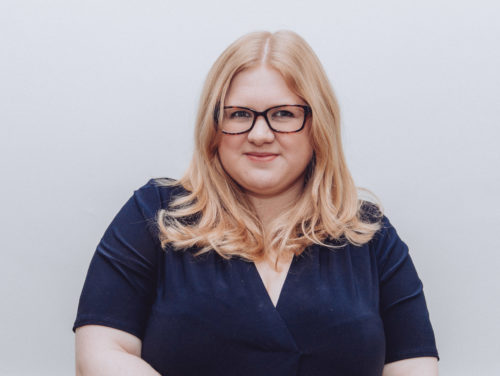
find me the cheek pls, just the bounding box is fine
[289,142,314,176]
[299,145,314,170]
[282,135,314,163]
[217,137,244,170]
[218,137,236,156]
[299,128,314,162]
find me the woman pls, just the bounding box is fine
[74,30,439,375]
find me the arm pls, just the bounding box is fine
[372,215,439,371]
[382,356,438,376]
[73,182,166,375]
[75,325,160,376]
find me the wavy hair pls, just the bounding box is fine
[155,30,382,265]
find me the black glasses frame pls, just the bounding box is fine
[219,104,312,135]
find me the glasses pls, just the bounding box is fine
[219,104,311,135]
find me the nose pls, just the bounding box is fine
[247,115,275,145]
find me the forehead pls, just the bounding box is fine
[225,65,304,109]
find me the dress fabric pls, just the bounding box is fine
[73,179,439,376]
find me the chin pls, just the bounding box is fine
[243,182,286,197]
[241,179,277,192]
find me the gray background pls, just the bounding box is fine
[1,0,499,375]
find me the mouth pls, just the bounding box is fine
[244,152,279,162]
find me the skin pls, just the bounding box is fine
[218,64,314,227]
[75,325,159,375]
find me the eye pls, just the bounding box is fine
[271,109,296,119]
[230,110,252,119]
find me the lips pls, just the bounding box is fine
[244,152,278,162]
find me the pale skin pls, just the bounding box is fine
[75,65,438,374]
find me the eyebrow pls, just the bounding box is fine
[224,103,306,109]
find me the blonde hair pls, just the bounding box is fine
[155,30,382,264]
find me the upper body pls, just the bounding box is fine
[74,180,439,376]
[74,30,439,375]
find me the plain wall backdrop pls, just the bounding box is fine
[1,0,499,375]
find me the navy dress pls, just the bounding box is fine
[73,179,439,375]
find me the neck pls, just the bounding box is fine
[246,183,303,229]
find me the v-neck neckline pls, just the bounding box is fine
[250,254,297,311]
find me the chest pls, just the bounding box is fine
[253,254,293,307]
[142,245,385,376]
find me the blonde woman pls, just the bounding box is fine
[74,30,439,375]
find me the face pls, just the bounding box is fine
[217,65,314,199]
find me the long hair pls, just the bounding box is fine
[155,30,382,265]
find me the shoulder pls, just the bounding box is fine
[358,200,384,225]
[362,210,410,277]
[354,200,408,260]
[356,200,399,242]
[133,177,190,214]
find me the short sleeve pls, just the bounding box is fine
[373,215,439,363]
[72,180,164,339]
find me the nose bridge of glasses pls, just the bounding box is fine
[252,111,273,130]
[248,111,274,138]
